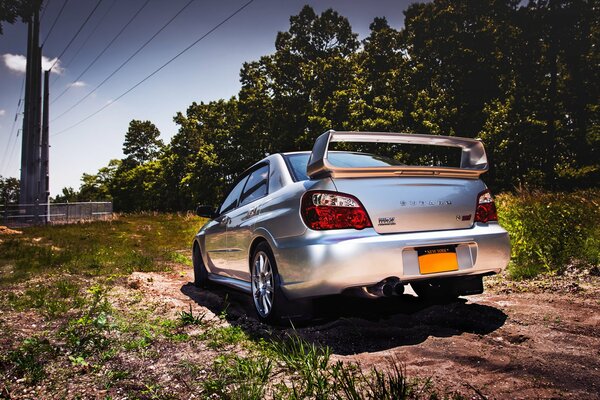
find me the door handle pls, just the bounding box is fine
[220,216,231,225]
[247,207,258,217]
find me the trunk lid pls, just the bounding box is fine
[332,177,485,234]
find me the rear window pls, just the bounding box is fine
[329,142,462,169]
[285,152,405,181]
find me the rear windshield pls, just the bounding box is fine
[285,152,405,181]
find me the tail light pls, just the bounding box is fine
[301,191,372,230]
[475,189,498,223]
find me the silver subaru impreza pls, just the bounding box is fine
[193,131,510,323]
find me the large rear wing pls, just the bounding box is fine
[306,130,488,179]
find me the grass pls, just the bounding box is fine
[496,189,600,279]
[6,206,593,398]
[0,212,202,286]
[2,337,55,384]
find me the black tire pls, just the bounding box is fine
[251,242,311,325]
[193,243,209,288]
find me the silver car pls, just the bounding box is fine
[193,131,510,323]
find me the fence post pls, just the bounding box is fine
[34,199,39,225]
[3,196,7,225]
[66,200,69,223]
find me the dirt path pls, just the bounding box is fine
[131,270,600,399]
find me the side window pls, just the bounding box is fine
[240,164,269,207]
[219,175,249,215]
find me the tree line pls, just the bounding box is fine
[46,0,600,210]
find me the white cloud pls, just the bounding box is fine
[2,53,63,74]
[0,109,6,117]
[2,53,26,73]
[69,81,87,88]
[42,56,63,74]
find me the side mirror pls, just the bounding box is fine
[196,205,217,219]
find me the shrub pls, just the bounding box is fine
[496,189,600,279]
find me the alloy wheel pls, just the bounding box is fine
[252,250,274,318]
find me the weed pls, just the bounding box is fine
[8,278,86,318]
[61,285,112,358]
[205,325,248,349]
[269,333,333,398]
[496,189,600,278]
[203,354,272,400]
[103,369,130,389]
[2,337,54,384]
[123,329,153,351]
[178,304,206,326]
[167,251,191,266]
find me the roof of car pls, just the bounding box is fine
[280,151,311,156]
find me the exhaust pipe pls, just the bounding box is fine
[393,282,405,295]
[366,278,403,297]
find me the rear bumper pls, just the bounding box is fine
[272,223,510,300]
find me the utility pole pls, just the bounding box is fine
[41,70,50,222]
[19,3,46,223]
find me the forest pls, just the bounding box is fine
[19,0,599,211]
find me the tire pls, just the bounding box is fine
[193,243,209,288]
[251,242,311,325]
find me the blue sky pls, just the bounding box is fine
[0,0,413,195]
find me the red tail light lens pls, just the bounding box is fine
[301,191,372,230]
[475,189,498,223]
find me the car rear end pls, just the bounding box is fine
[272,131,510,300]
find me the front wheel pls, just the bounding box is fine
[193,243,209,288]
[251,242,311,325]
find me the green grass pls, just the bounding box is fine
[0,213,204,285]
[203,354,273,399]
[7,210,579,398]
[2,337,55,384]
[496,189,600,279]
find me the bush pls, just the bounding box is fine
[496,189,600,279]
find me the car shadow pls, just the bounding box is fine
[180,282,507,355]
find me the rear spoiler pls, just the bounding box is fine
[306,130,488,179]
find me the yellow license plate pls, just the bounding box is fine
[418,246,459,274]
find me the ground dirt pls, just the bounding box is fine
[2,269,599,399]
[137,270,600,400]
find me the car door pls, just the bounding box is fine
[225,164,270,282]
[204,174,249,277]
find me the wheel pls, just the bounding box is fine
[193,243,209,288]
[251,242,311,324]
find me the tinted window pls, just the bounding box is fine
[285,152,403,181]
[219,175,249,214]
[240,165,269,206]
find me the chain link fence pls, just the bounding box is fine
[0,202,113,227]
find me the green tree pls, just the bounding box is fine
[0,176,19,205]
[122,120,164,167]
[52,187,78,203]
[78,159,120,201]
[0,0,42,34]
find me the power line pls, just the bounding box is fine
[52,0,256,138]
[52,0,196,122]
[41,0,68,47]
[51,0,151,104]
[0,78,25,176]
[2,129,22,177]
[40,0,51,22]
[51,0,117,88]
[48,0,103,72]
